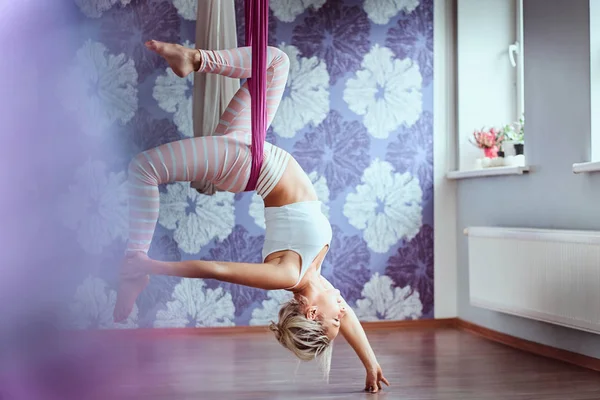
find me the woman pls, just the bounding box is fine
[113,40,390,393]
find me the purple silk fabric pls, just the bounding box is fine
[244,0,269,191]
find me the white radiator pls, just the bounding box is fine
[465,226,600,334]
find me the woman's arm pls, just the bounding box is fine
[340,305,389,392]
[146,257,297,290]
[319,276,389,392]
[339,303,379,370]
[319,276,377,367]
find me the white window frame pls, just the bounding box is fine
[515,0,525,121]
[449,0,527,180]
[573,0,600,173]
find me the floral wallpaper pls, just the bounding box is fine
[62,0,434,329]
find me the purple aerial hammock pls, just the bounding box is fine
[243,0,269,191]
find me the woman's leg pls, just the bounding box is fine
[203,46,289,136]
[114,133,253,322]
[145,40,290,136]
[126,43,289,253]
[125,133,252,254]
[114,42,290,322]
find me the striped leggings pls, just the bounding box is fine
[127,46,290,253]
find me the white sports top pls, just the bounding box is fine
[262,201,332,289]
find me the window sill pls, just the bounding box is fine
[447,165,530,180]
[572,161,600,174]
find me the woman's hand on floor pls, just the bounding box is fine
[364,364,390,393]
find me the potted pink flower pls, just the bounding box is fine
[470,127,506,158]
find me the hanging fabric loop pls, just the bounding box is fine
[244,0,269,191]
[191,0,239,195]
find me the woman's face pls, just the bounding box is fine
[308,288,347,340]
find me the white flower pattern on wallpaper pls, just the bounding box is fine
[70,276,138,329]
[271,44,330,139]
[60,40,138,138]
[343,44,422,139]
[153,41,194,138]
[363,0,419,25]
[269,0,326,22]
[154,279,235,327]
[354,273,423,321]
[248,195,266,230]
[249,171,330,229]
[59,159,128,255]
[343,159,422,253]
[173,0,197,20]
[75,0,132,18]
[158,182,235,254]
[249,290,293,326]
[386,111,433,203]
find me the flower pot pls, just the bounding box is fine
[484,146,498,158]
[498,150,505,158]
[514,143,524,155]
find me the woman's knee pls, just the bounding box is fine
[128,152,157,185]
[268,46,290,67]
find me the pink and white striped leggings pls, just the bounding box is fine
[127,46,290,253]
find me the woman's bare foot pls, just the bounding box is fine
[113,252,152,323]
[145,40,200,78]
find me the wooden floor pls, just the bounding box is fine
[4,327,600,399]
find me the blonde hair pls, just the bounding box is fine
[269,296,333,380]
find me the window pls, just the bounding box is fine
[590,0,600,161]
[450,0,526,178]
[573,0,600,173]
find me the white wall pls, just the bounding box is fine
[433,0,458,319]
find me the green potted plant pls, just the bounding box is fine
[500,115,525,155]
[512,115,524,155]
